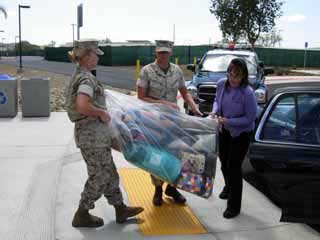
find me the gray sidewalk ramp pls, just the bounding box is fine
[0,113,73,240]
[55,149,320,240]
[10,159,61,240]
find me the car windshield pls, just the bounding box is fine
[201,53,258,75]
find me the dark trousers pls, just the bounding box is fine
[219,128,252,212]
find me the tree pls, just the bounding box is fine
[48,41,56,47]
[210,0,244,42]
[0,5,7,19]
[99,37,112,44]
[256,28,283,47]
[105,37,111,43]
[210,0,284,47]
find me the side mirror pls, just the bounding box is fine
[186,64,196,72]
[196,57,201,64]
[264,67,274,76]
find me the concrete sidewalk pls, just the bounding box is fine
[0,113,73,240]
[290,69,320,75]
[1,112,319,240]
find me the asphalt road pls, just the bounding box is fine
[2,56,320,95]
[1,56,137,91]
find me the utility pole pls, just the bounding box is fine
[173,24,175,43]
[77,4,83,40]
[1,38,5,57]
[15,36,19,57]
[304,41,308,70]
[71,23,76,45]
[0,30,3,60]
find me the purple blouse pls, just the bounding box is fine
[212,79,257,137]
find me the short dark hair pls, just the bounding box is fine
[226,58,249,87]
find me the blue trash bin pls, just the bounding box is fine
[0,74,17,117]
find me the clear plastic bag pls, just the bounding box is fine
[106,90,218,198]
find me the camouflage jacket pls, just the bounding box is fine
[65,65,111,148]
[138,61,185,103]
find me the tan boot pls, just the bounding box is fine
[115,203,144,223]
[72,207,104,228]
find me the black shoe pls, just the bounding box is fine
[153,186,163,206]
[219,186,229,200]
[165,185,186,204]
[223,209,240,219]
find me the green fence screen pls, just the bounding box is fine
[44,46,320,67]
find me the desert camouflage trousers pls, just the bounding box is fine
[79,147,123,210]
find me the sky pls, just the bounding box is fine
[0,0,319,49]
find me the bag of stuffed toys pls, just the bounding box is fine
[106,90,218,198]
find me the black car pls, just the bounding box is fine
[243,86,320,225]
[185,45,274,115]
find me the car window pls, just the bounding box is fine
[261,95,296,142]
[201,53,258,75]
[297,93,320,145]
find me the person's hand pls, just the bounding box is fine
[99,111,111,123]
[209,112,217,119]
[192,106,203,116]
[217,116,228,125]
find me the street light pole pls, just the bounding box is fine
[18,4,30,72]
[1,38,5,57]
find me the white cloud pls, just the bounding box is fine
[281,14,306,23]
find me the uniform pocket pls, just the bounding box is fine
[167,78,178,89]
[150,79,163,90]
[76,120,111,148]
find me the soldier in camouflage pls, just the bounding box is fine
[65,39,143,228]
[137,40,203,206]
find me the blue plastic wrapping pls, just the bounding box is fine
[105,90,218,198]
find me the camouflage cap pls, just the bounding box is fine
[155,40,173,52]
[73,38,104,55]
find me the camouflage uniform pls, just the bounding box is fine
[137,51,185,187]
[65,65,123,210]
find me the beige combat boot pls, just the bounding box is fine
[115,203,144,223]
[72,207,104,228]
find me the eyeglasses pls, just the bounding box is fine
[228,66,242,78]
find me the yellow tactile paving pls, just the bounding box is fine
[119,168,208,236]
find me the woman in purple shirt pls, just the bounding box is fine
[211,58,257,218]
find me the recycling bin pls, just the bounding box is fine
[0,74,17,117]
[21,77,50,117]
